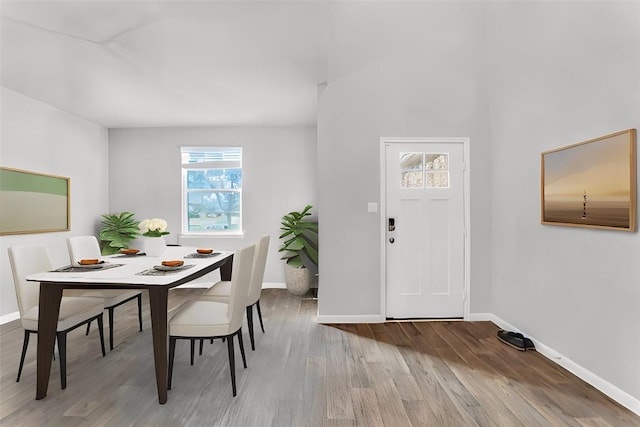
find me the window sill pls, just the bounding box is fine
[179,231,245,239]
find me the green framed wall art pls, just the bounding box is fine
[0,167,70,235]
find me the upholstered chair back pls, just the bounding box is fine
[8,244,52,317]
[226,243,255,332]
[247,235,270,305]
[67,235,101,266]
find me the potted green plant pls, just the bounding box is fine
[278,205,318,295]
[99,211,140,255]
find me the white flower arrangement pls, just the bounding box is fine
[138,218,170,237]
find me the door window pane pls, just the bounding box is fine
[400,152,424,188]
[425,153,449,188]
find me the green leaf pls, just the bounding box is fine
[280,251,297,260]
[99,211,140,255]
[303,242,318,266]
[101,245,121,256]
[303,229,319,245]
[278,230,294,239]
[285,237,305,251]
[286,256,304,268]
[279,205,318,269]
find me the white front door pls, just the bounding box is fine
[384,140,467,319]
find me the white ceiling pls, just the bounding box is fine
[0,1,331,128]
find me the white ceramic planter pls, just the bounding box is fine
[141,236,167,257]
[284,264,313,296]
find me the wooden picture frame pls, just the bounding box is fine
[0,167,70,235]
[541,129,637,232]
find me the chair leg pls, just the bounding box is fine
[97,315,106,356]
[226,334,236,397]
[246,306,255,351]
[199,339,204,356]
[256,300,265,333]
[190,339,195,366]
[16,330,30,382]
[137,294,143,332]
[85,321,91,336]
[168,337,176,390]
[56,332,67,389]
[237,328,247,369]
[108,307,115,351]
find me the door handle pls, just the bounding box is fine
[388,217,395,232]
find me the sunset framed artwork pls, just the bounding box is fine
[541,129,637,232]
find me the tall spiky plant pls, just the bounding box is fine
[278,205,318,272]
[99,211,140,255]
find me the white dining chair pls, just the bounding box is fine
[8,244,106,389]
[168,243,255,397]
[200,235,270,351]
[66,235,143,350]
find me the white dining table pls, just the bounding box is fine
[26,246,234,404]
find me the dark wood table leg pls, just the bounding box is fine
[220,254,233,281]
[36,284,62,400]
[148,288,169,404]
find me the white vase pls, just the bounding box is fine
[284,264,313,296]
[142,236,167,257]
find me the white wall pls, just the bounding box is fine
[0,87,109,318]
[317,0,639,409]
[486,1,640,405]
[317,2,493,318]
[108,126,317,284]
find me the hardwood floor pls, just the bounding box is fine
[0,288,638,426]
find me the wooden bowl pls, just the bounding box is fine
[79,259,100,265]
[120,249,140,255]
[197,248,213,254]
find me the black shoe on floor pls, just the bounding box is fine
[497,330,535,351]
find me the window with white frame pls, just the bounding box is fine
[181,147,242,234]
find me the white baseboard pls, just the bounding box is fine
[470,312,640,416]
[0,311,20,325]
[263,282,286,289]
[264,282,322,290]
[316,314,385,324]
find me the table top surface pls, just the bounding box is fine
[26,246,233,287]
